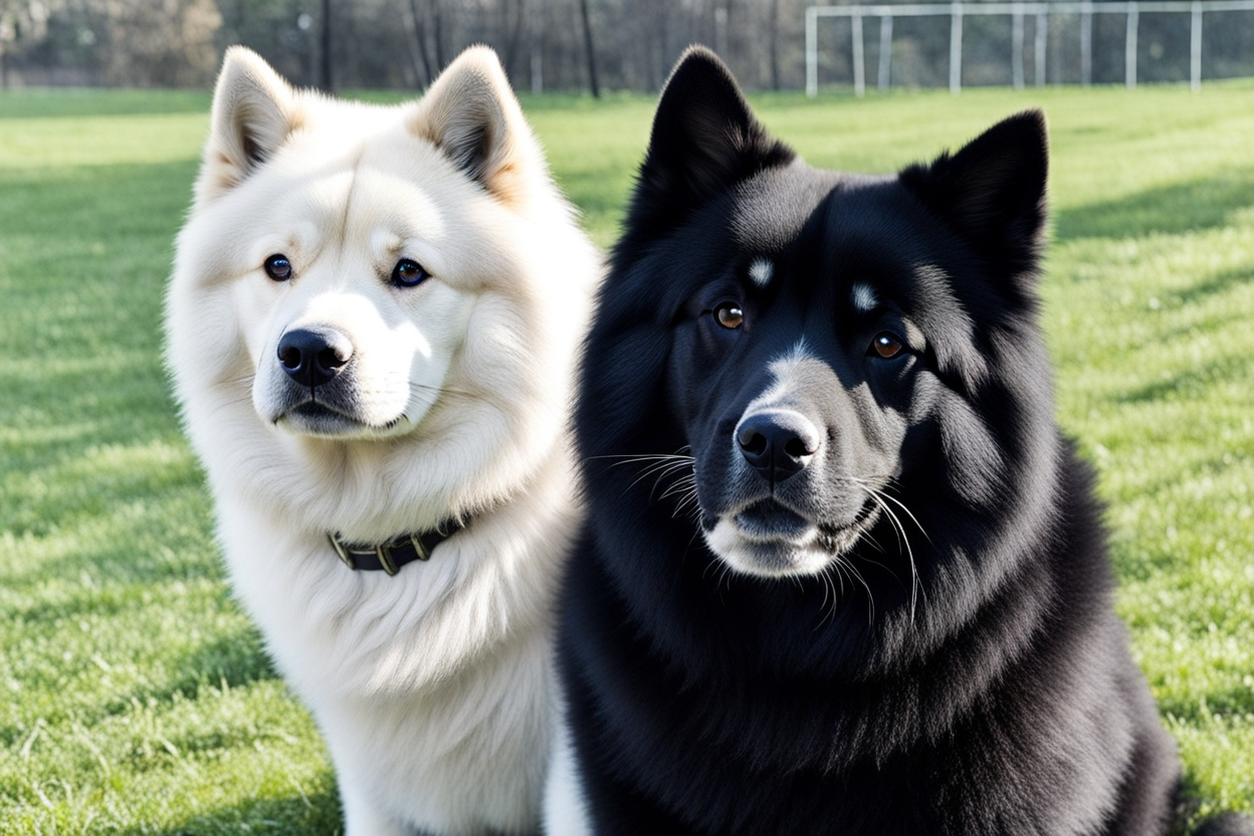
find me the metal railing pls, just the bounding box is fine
[805,0,1254,95]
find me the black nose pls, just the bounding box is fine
[276,327,353,388]
[736,409,821,485]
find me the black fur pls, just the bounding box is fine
[556,47,1249,835]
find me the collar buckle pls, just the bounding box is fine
[375,543,400,575]
[328,532,356,570]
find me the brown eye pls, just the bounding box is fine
[871,331,904,359]
[264,254,292,281]
[715,303,744,330]
[391,258,430,288]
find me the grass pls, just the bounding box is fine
[1,80,1251,833]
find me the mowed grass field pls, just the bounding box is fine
[1,79,1252,834]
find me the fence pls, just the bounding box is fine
[805,0,1254,95]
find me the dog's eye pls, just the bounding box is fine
[870,331,905,359]
[263,254,292,281]
[392,258,430,288]
[714,303,744,330]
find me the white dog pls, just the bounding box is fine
[166,45,599,835]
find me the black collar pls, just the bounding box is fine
[328,518,468,576]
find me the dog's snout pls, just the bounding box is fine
[277,327,353,388]
[736,410,820,484]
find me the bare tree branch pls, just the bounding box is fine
[579,0,599,97]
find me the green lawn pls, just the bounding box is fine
[1,81,1251,833]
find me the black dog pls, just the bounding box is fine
[551,47,1252,836]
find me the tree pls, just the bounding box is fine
[319,0,331,90]
[0,0,57,88]
[406,0,434,85]
[100,0,220,87]
[578,0,598,97]
[769,0,781,90]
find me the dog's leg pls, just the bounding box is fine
[338,775,417,836]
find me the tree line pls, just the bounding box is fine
[0,0,804,91]
[2,0,1252,92]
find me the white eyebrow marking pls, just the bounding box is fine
[852,283,878,312]
[748,258,774,287]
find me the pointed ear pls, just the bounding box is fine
[624,46,795,245]
[900,110,1049,280]
[196,47,301,204]
[410,46,538,205]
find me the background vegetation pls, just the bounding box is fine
[0,81,1252,833]
[4,0,1254,93]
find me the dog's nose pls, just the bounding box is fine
[736,409,820,484]
[277,327,353,388]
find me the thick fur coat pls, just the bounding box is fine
[167,46,599,835]
[548,47,1251,836]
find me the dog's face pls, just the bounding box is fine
[587,49,1048,585]
[174,47,551,443]
[670,211,924,578]
[229,153,479,440]
[169,47,596,535]
[668,179,955,580]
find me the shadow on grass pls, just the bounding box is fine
[1055,170,1254,241]
[103,627,280,719]
[1115,351,1252,404]
[4,483,219,588]
[118,789,343,836]
[1170,265,1254,307]
[0,623,278,748]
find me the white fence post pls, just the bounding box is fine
[878,14,894,91]
[1035,10,1048,86]
[1191,0,1203,90]
[1012,6,1026,89]
[1126,2,1139,89]
[853,12,866,96]
[806,5,818,97]
[950,2,964,94]
[1081,1,1094,84]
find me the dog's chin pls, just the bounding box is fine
[272,402,414,440]
[702,500,873,579]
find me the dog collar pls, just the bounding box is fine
[327,519,467,576]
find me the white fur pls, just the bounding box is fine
[748,257,773,287]
[543,695,594,836]
[166,46,601,835]
[704,513,831,578]
[852,282,878,312]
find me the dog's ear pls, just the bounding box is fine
[197,47,301,205]
[410,46,539,206]
[900,110,1049,284]
[622,46,795,247]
